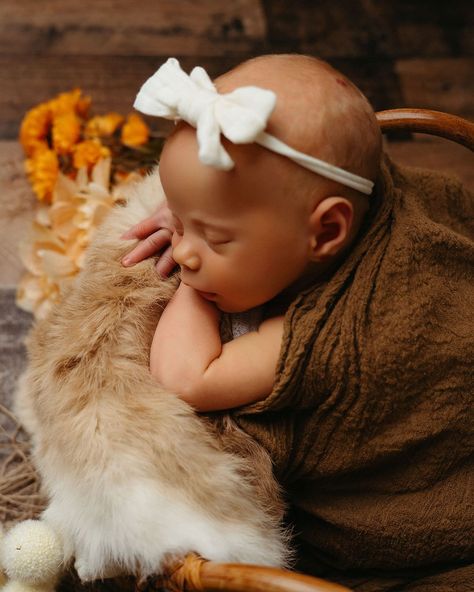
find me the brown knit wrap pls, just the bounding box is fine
[233,154,474,585]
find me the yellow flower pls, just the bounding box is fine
[25,149,59,203]
[49,89,90,118]
[19,89,91,160]
[19,103,52,157]
[121,113,149,147]
[52,112,82,154]
[85,113,124,138]
[73,139,111,170]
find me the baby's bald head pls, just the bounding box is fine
[216,54,381,195]
[214,54,382,241]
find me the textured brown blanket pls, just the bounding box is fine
[233,154,474,590]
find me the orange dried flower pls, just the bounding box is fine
[52,112,82,154]
[75,94,92,119]
[49,89,90,118]
[85,113,124,138]
[73,139,111,170]
[121,113,149,147]
[24,149,59,203]
[19,103,52,157]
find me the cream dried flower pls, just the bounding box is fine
[16,158,134,319]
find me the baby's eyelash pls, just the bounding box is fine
[205,235,232,246]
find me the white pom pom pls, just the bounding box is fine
[2,581,55,592]
[0,520,63,585]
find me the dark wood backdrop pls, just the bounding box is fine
[1,0,473,138]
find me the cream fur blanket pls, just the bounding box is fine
[14,168,288,583]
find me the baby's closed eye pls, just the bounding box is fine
[205,233,233,246]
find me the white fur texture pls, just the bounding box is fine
[15,168,289,582]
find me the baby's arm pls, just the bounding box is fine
[150,283,284,411]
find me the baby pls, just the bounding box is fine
[122,54,474,591]
[124,54,381,411]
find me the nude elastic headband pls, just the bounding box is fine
[134,58,374,195]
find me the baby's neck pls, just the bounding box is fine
[264,256,345,318]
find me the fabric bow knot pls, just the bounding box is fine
[134,58,374,194]
[134,57,276,170]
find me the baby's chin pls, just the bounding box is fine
[216,303,247,313]
[216,298,264,314]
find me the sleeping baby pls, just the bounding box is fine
[122,54,474,591]
[8,54,472,591]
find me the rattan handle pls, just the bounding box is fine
[158,554,352,592]
[376,108,474,150]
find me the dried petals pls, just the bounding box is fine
[18,89,162,319]
[121,113,150,147]
[73,140,111,170]
[16,159,129,318]
[48,89,89,118]
[85,113,124,138]
[19,104,52,157]
[52,112,82,154]
[24,150,59,203]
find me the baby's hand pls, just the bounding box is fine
[121,201,177,278]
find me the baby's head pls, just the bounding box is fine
[154,54,382,312]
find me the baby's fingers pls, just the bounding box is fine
[122,229,172,267]
[121,215,162,240]
[155,246,177,278]
[121,201,172,240]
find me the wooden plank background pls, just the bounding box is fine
[1,0,473,137]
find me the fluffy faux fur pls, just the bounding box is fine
[15,168,289,582]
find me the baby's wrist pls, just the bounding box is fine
[176,283,221,317]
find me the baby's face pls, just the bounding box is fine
[159,124,313,312]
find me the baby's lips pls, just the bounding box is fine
[195,289,218,301]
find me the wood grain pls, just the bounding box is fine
[1,1,472,139]
[396,58,474,118]
[0,55,243,139]
[262,0,473,57]
[163,557,352,592]
[377,108,474,151]
[0,0,266,56]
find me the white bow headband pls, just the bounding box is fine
[134,58,374,195]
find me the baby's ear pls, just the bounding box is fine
[308,196,354,261]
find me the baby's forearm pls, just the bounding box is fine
[150,283,222,400]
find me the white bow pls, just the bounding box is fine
[134,58,374,195]
[134,58,276,170]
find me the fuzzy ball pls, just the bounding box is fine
[0,520,63,585]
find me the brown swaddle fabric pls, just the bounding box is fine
[233,154,474,590]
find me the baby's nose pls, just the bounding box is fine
[172,241,201,271]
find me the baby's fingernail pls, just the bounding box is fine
[120,232,131,239]
[122,256,131,266]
